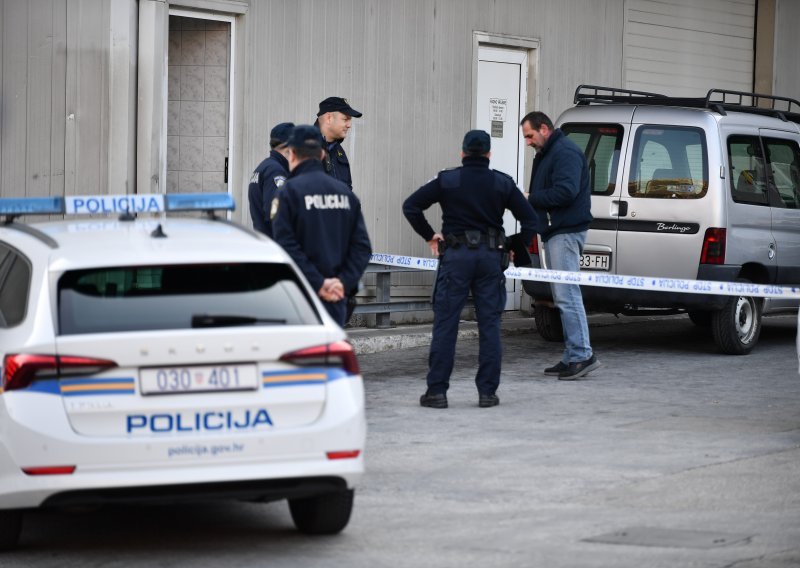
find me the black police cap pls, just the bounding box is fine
[286,124,324,150]
[462,130,491,155]
[269,122,295,147]
[316,96,363,118]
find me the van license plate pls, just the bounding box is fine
[580,253,611,271]
[140,365,258,395]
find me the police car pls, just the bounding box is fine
[0,193,365,549]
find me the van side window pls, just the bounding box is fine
[762,138,800,209]
[562,123,624,196]
[0,243,32,328]
[628,126,708,199]
[728,136,770,206]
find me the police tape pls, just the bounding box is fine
[369,253,800,300]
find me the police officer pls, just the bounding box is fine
[316,97,362,191]
[248,122,294,237]
[403,130,537,409]
[272,125,372,327]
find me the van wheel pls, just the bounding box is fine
[711,286,762,355]
[688,310,712,327]
[534,304,564,342]
[0,509,23,550]
[289,489,354,535]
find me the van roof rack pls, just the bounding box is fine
[573,85,800,125]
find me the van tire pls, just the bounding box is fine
[688,310,712,327]
[0,509,22,550]
[534,304,564,342]
[289,489,354,535]
[711,284,762,355]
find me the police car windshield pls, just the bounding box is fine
[57,263,319,334]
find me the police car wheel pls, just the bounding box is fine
[534,304,564,342]
[289,489,354,535]
[710,281,762,355]
[0,509,23,550]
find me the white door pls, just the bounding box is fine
[476,46,527,309]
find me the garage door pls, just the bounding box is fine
[624,0,755,96]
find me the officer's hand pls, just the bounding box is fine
[427,233,444,256]
[319,278,345,302]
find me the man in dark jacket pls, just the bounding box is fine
[248,122,294,237]
[404,130,537,409]
[521,111,600,380]
[272,125,372,327]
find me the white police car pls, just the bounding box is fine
[0,193,365,549]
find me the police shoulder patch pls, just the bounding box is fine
[274,176,286,188]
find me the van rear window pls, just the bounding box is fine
[562,123,624,196]
[628,126,708,199]
[57,263,320,334]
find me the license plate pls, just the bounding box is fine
[580,253,611,271]
[140,364,258,395]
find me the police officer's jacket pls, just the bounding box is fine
[324,139,353,190]
[403,156,537,246]
[272,159,372,294]
[248,149,290,236]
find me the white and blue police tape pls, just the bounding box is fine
[369,253,800,300]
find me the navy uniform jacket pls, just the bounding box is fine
[272,159,372,294]
[403,156,537,245]
[324,139,353,190]
[248,149,290,236]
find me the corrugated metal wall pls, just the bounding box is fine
[774,0,800,100]
[0,0,112,199]
[623,0,755,96]
[240,0,625,265]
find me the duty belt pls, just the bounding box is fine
[444,230,505,250]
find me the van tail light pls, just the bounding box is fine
[22,466,76,476]
[2,354,117,392]
[700,228,727,264]
[279,341,360,375]
[326,450,361,460]
[528,236,540,256]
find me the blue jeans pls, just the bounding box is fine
[543,231,593,363]
[427,245,506,396]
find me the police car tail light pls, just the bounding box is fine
[2,354,117,392]
[700,228,726,265]
[279,341,360,375]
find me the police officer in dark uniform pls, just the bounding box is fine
[272,125,372,327]
[403,130,537,408]
[248,122,294,237]
[316,96,363,322]
[316,97,362,191]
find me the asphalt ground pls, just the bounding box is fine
[5,313,799,568]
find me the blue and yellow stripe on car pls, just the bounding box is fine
[261,368,348,388]
[59,377,136,396]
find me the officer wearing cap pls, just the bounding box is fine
[316,97,362,191]
[248,122,294,237]
[272,125,372,327]
[403,130,537,409]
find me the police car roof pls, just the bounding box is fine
[6,217,288,269]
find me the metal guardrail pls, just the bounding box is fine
[353,264,433,328]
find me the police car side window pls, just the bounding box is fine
[0,243,32,328]
[562,123,624,196]
[628,126,708,199]
[762,138,800,209]
[728,136,770,206]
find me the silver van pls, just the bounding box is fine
[524,86,800,355]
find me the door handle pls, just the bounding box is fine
[612,200,628,217]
